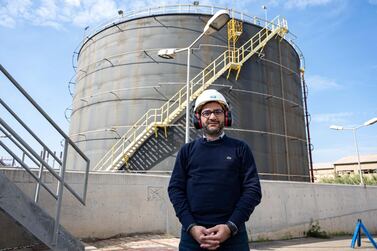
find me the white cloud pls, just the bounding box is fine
[284,0,333,9]
[0,14,16,28]
[35,0,58,20]
[312,112,353,123]
[125,0,188,11]
[31,0,65,29]
[0,0,32,28]
[65,0,81,7]
[5,0,33,16]
[0,0,119,29]
[0,0,31,28]
[306,74,341,92]
[72,0,118,26]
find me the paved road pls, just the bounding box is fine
[85,234,376,250]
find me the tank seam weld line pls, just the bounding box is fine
[70,97,168,115]
[211,84,304,109]
[74,43,227,80]
[74,48,298,82]
[70,126,306,143]
[76,85,161,103]
[70,84,304,114]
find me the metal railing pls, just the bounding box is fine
[0,64,90,245]
[230,16,288,66]
[93,16,288,172]
[74,4,279,60]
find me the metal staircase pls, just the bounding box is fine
[0,64,90,250]
[93,16,288,172]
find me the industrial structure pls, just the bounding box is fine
[68,5,311,181]
[313,154,377,180]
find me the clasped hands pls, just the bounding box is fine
[190,224,231,250]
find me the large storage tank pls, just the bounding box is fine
[69,5,309,181]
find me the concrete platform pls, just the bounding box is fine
[84,234,377,250]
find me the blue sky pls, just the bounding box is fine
[1,0,377,165]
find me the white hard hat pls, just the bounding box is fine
[194,89,229,113]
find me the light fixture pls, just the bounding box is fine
[329,125,343,130]
[203,10,230,35]
[364,117,377,126]
[157,48,178,59]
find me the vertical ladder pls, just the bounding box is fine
[227,18,243,80]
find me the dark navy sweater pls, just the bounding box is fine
[168,135,262,231]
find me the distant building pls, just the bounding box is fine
[313,163,335,181]
[334,154,377,175]
[313,154,377,181]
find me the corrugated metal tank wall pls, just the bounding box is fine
[69,13,309,181]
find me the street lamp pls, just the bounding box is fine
[158,9,230,143]
[261,5,268,21]
[330,117,377,186]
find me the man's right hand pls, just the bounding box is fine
[190,225,220,250]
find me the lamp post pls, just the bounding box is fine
[262,5,267,21]
[158,10,230,143]
[330,117,377,186]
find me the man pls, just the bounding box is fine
[168,89,262,250]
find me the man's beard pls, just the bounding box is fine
[203,120,224,138]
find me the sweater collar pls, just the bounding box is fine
[203,131,225,142]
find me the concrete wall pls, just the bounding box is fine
[1,168,377,241]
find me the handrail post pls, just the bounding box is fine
[111,145,115,169]
[165,106,169,123]
[52,139,68,245]
[179,89,182,106]
[190,81,193,101]
[121,135,125,156]
[202,71,205,86]
[21,152,25,163]
[34,147,47,203]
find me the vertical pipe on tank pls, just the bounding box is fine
[278,40,290,180]
[301,70,314,182]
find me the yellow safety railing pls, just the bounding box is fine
[93,16,288,172]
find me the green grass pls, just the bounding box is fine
[306,221,329,239]
[319,174,377,185]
